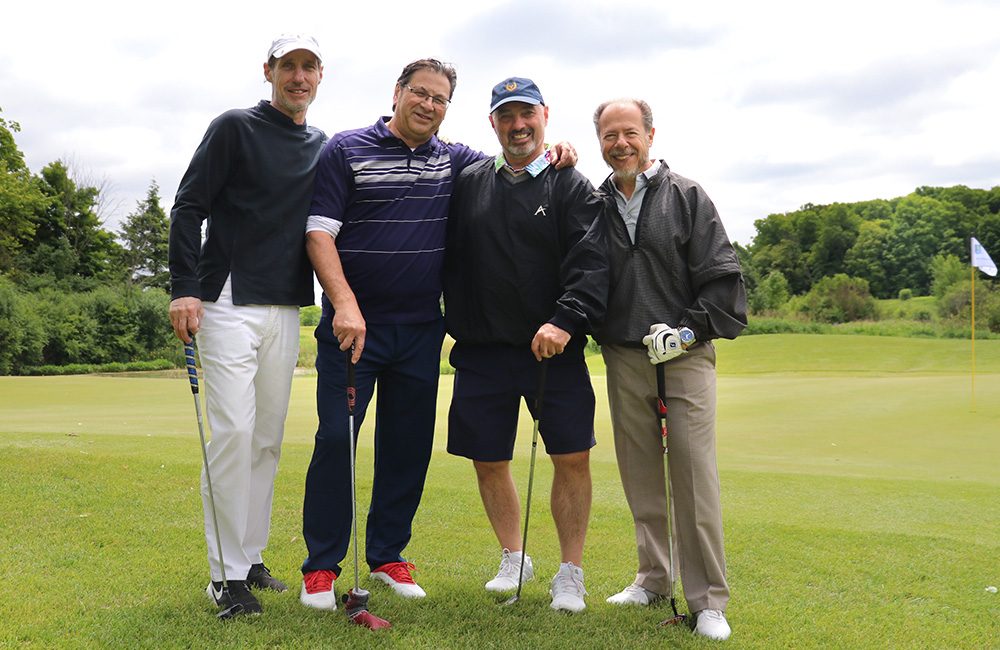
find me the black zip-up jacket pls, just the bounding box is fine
[169,100,326,306]
[595,162,747,346]
[444,160,608,346]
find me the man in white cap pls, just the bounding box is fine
[168,34,325,617]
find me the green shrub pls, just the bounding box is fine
[22,359,173,376]
[938,281,971,318]
[930,254,966,299]
[749,271,791,314]
[898,288,913,301]
[9,284,175,372]
[300,305,321,326]
[0,277,45,374]
[798,274,877,323]
[742,317,830,335]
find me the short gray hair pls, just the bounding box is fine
[593,98,654,134]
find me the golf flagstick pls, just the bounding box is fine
[184,338,244,620]
[342,345,391,630]
[655,362,687,627]
[503,359,548,606]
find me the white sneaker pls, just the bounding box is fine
[300,570,337,610]
[549,562,587,612]
[694,609,731,641]
[485,549,534,592]
[606,582,664,606]
[371,561,426,598]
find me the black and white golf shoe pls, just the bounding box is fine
[247,563,288,592]
[206,580,262,618]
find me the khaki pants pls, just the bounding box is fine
[602,343,729,613]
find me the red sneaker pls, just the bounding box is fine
[371,561,426,598]
[300,569,338,610]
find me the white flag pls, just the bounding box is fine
[971,237,997,277]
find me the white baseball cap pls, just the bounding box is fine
[267,34,322,62]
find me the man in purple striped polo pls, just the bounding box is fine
[298,59,575,608]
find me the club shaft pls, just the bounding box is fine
[656,363,679,610]
[514,360,548,598]
[186,340,229,588]
[346,349,360,592]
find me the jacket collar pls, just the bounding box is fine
[597,159,670,199]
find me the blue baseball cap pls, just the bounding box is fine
[490,77,545,113]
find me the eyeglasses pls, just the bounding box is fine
[402,84,451,108]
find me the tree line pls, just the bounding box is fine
[1,108,174,374]
[737,186,1000,329]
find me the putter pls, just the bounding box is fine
[654,362,687,627]
[341,346,391,630]
[503,359,549,606]
[184,338,244,620]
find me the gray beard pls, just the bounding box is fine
[612,168,639,183]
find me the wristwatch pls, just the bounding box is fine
[678,327,696,350]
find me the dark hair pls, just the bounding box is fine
[396,58,458,98]
[593,98,654,134]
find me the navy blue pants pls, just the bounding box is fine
[301,317,444,575]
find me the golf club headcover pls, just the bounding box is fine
[343,588,391,630]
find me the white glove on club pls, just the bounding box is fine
[641,323,686,365]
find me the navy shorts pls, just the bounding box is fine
[447,340,597,462]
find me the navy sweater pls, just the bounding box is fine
[444,161,608,346]
[169,100,326,306]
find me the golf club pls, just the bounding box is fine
[654,362,687,627]
[341,346,391,630]
[503,359,549,606]
[184,338,244,620]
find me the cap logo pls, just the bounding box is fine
[505,81,518,92]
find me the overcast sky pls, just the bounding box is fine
[2,0,998,247]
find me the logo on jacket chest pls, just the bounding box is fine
[534,204,548,217]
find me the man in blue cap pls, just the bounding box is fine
[443,77,607,613]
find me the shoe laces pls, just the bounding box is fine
[700,609,726,624]
[621,583,648,597]
[497,549,524,578]
[304,570,336,593]
[379,561,417,585]
[552,564,586,597]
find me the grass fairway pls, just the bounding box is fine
[1,334,999,648]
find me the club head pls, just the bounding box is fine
[348,609,392,630]
[343,588,391,630]
[501,593,521,606]
[216,603,246,620]
[657,613,687,627]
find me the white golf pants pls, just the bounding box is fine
[197,277,300,581]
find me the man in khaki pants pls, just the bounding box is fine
[591,98,746,641]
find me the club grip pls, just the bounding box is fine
[184,340,199,394]
[655,363,666,415]
[534,359,548,412]
[345,345,356,414]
